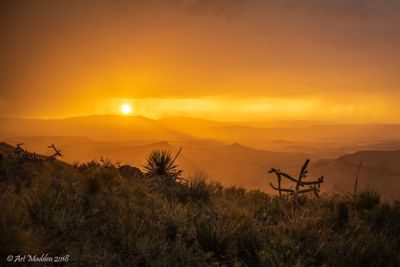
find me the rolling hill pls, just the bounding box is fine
[311,150,400,198]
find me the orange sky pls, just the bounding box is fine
[1,0,400,122]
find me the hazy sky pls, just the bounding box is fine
[1,0,400,122]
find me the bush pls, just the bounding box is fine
[187,177,211,204]
[195,213,242,257]
[355,190,380,210]
[335,200,349,227]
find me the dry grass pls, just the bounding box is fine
[0,143,400,266]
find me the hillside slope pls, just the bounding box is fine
[1,136,308,191]
[1,142,400,266]
[311,150,400,198]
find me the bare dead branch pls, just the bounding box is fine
[47,143,63,160]
[269,182,294,193]
[268,159,324,199]
[353,160,362,200]
[269,168,299,183]
[296,159,310,190]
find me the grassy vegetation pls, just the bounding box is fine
[1,142,400,266]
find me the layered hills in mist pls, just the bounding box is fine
[1,115,400,197]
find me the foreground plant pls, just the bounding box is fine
[143,148,183,181]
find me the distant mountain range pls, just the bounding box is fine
[3,115,400,151]
[1,115,400,197]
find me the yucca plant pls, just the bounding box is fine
[143,148,182,181]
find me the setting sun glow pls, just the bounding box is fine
[120,104,132,115]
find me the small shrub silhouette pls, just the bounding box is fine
[195,214,241,257]
[355,190,380,210]
[143,149,182,181]
[335,200,349,227]
[187,177,211,203]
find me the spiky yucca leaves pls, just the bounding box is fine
[143,149,182,181]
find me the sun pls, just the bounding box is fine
[120,104,132,115]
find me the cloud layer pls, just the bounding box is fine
[1,0,400,121]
